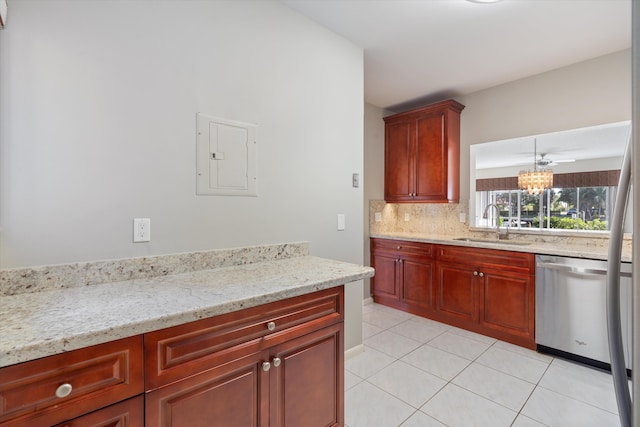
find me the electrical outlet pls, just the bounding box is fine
[374,212,382,222]
[404,213,410,221]
[133,218,151,242]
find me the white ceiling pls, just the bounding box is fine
[282,0,631,111]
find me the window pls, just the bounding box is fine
[478,186,616,231]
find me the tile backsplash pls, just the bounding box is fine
[369,200,470,236]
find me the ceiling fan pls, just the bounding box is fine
[513,152,576,168]
[535,153,575,167]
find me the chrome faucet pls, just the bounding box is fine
[482,203,508,240]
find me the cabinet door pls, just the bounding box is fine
[414,113,447,201]
[385,120,413,201]
[270,323,343,427]
[54,395,143,427]
[371,251,400,303]
[400,255,435,313]
[436,262,478,323]
[479,270,534,343]
[0,336,143,427]
[145,350,270,427]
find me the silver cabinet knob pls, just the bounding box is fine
[267,321,276,331]
[262,361,271,372]
[479,272,484,278]
[396,246,401,250]
[473,271,478,276]
[272,357,281,368]
[55,383,73,398]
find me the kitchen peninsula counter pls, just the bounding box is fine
[370,231,632,262]
[0,244,374,368]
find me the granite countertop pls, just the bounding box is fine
[370,231,632,262]
[0,255,374,368]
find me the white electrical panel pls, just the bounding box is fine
[196,113,257,196]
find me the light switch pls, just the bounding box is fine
[337,214,345,231]
[459,212,466,223]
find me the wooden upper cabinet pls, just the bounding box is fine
[384,99,464,203]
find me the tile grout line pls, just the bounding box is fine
[359,304,621,426]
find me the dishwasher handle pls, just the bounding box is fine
[537,261,632,278]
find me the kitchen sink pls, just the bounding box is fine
[453,237,532,246]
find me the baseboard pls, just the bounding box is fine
[344,344,364,360]
[363,297,374,306]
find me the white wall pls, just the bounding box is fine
[363,102,384,298]
[459,49,631,203]
[0,1,365,348]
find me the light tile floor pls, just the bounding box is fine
[345,303,624,427]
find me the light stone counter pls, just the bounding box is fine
[368,199,631,262]
[0,249,374,368]
[370,231,632,263]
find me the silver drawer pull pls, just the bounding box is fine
[267,321,276,331]
[272,357,281,368]
[55,383,73,398]
[262,361,271,372]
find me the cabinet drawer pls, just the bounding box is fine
[53,395,144,427]
[436,245,534,275]
[145,287,344,390]
[371,238,434,258]
[0,336,144,427]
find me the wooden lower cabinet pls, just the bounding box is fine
[145,350,269,426]
[0,288,345,427]
[0,336,144,427]
[400,255,436,312]
[146,323,343,427]
[54,396,144,427]
[270,323,343,427]
[479,267,534,342]
[370,239,435,315]
[145,287,345,427]
[371,239,535,349]
[436,261,478,323]
[370,250,400,301]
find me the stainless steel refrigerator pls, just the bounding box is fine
[609,2,640,425]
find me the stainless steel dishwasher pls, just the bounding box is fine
[536,254,632,370]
